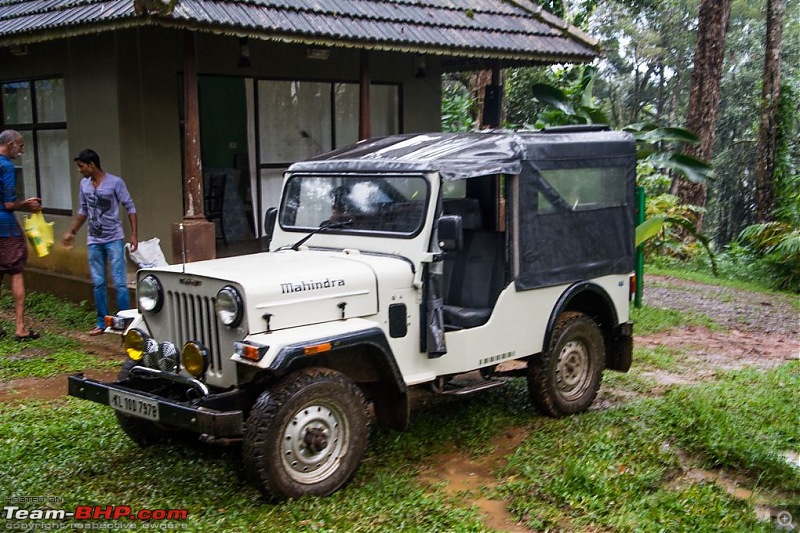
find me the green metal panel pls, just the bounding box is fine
[635,186,645,308]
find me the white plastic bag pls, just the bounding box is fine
[126,237,168,268]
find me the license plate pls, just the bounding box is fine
[109,390,160,421]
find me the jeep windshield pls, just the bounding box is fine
[279,174,429,237]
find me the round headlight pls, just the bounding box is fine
[182,341,209,378]
[138,275,163,312]
[216,286,243,327]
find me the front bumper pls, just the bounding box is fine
[67,373,243,438]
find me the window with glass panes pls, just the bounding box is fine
[254,80,400,231]
[1,78,71,213]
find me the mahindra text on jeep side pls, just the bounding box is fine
[69,128,636,500]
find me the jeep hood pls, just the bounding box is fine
[149,250,379,332]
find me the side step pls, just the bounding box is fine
[439,378,507,396]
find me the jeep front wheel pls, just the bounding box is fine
[528,312,605,417]
[242,367,368,500]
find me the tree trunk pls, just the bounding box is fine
[754,0,785,222]
[672,0,733,227]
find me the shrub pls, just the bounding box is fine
[738,222,800,292]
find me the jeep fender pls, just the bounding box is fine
[106,309,148,337]
[125,309,148,336]
[543,282,632,372]
[240,319,410,430]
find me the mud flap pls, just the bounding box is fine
[608,322,633,372]
[371,387,410,431]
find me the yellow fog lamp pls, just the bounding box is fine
[123,328,149,361]
[181,341,210,377]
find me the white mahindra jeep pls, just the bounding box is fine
[69,128,635,500]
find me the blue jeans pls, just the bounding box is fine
[88,240,129,329]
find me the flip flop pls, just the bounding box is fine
[15,330,40,342]
[88,326,104,336]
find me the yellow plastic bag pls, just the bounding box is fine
[23,212,54,257]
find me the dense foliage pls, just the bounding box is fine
[442,0,800,291]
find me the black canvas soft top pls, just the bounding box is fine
[287,130,635,181]
[289,130,637,292]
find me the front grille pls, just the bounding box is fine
[166,291,224,376]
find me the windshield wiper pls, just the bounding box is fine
[290,218,353,251]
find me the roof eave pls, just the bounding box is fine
[0,15,600,64]
[0,17,145,47]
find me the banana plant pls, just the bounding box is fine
[528,72,712,185]
[624,122,712,185]
[636,213,718,274]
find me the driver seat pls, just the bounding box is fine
[441,199,506,330]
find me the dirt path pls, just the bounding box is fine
[627,275,798,391]
[644,275,799,337]
[0,323,124,402]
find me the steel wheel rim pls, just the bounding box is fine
[282,401,349,484]
[555,340,591,400]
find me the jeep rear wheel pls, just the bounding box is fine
[528,312,605,417]
[242,368,368,500]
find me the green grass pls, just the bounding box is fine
[0,387,534,531]
[603,368,661,395]
[1,363,797,532]
[631,304,720,335]
[658,365,800,489]
[500,361,800,532]
[634,345,683,372]
[0,328,118,381]
[1,291,114,381]
[0,291,95,330]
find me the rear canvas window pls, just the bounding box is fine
[538,167,627,213]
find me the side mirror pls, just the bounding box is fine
[438,215,463,252]
[264,207,278,249]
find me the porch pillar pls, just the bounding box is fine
[171,30,216,263]
[481,61,503,128]
[358,50,371,140]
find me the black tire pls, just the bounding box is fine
[242,367,368,500]
[528,312,605,417]
[114,359,191,447]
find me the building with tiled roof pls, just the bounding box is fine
[0,0,598,299]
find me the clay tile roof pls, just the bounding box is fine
[0,0,599,62]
